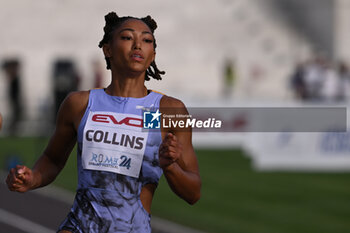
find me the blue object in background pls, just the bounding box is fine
[5,154,22,171]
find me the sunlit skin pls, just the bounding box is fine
[6,19,201,232]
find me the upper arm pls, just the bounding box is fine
[160,96,199,174]
[43,91,89,168]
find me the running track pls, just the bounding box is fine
[0,171,204,233]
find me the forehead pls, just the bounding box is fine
[117,19,152,33]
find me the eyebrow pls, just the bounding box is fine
[119,28,152,35]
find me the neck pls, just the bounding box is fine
[105,69,148,98]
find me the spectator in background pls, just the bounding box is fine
[53,59,80,119]
[290,57,350,103]
[1,59,22,132]
[303,56,327,101]
[290,63,307,100]
[222,58,236,98]
[337,62,350,101]
[320,62,341,102]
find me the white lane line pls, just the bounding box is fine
[0,208,55,233]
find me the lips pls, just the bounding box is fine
[131,52,144,62]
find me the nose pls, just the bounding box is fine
[133,37,141,50]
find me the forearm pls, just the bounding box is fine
[163,162,201,205]
[31,153,65,189]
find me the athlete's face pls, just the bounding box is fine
[104,19,156,75]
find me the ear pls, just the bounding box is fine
[103,44,112,58]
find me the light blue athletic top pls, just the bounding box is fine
[58,89,163,233]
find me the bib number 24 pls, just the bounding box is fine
[120,155,131,170]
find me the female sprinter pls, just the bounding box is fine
[6,12,201,233]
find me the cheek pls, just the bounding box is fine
[146,48,155,62]
[146,53,155,67]
[111,45,129,62]
[112,41,130,53]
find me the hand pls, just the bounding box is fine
[159,133,183,170]
[6,165,35,193]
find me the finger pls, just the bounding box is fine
[169,133,177,141]
[15,166,30,181]
[9,168,16,176]
[16,174,25,182]
[162,138,178,150]
[165,144,178,154]
[168,151,181,161]
[8,179,28,193]
[14,185,27,193]
[15,164,25,171]
[14,177,24,185]
[6,174,15,186]
[9,171,18,183]
[7,179,21,190]
[167,140,183,153]
[159,157,174,168]
[159,139,175,153]
[8,185,16,191]
[16,168,24,176]
[14,166,24,179]
[11,182,22,189]
[164,132,175,142]
[6,173,18,191]
[6,175,23,188]
[168,133,178,142]
[15,165,27,175]
[167,138,178,148]
[9,186,22,193]
[159,143,176,155]
[160,140,182,155]
[159,147,175,158]
[161,150,180,162]
[159,143,166,154]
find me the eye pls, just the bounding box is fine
[121,36,132,40]
[144,38,153,43]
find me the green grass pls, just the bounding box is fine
[152,150,350,233]
[1,138,350,233]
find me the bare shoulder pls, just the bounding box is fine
[60,90,90,114]
[160,95,186,109]
[64,90,90,107]
[58,90,90,128]
[159,95,189,133]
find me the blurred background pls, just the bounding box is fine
[1,0,350,233]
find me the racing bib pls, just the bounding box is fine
[82,111,148,178]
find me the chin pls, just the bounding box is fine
[129,65,147,74]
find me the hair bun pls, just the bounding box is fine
[142,15,157,32]
[105,12,119,24]
[103,12,119,33]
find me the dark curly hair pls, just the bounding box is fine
[98,12,165,81]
